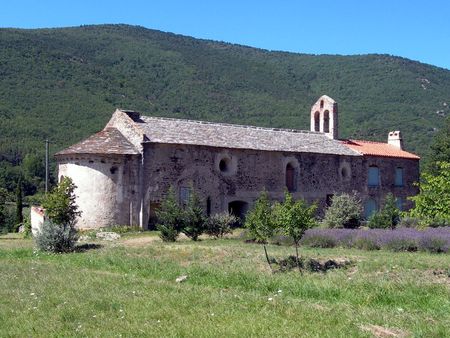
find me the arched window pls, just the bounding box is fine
[320,100,324,108]
[314,111,320,132]
[206,197,211,216]
[364,199,377,219]
[286,163,296,192]
[323,110,330,133]
[368,166,380,187]
[395,167,404,186]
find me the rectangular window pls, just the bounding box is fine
[396,197,403,211]
[395,167,404,186]
[326,194,334,207]
[368,167,380,187]
[179,187,191,205]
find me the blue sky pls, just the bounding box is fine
[2,0,449,70]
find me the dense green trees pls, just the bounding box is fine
[408,162,450,223]
[426,117,450,174]
[1,24,450,199]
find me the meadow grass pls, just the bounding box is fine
[0,232,449,337]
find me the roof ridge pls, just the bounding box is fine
[346,139,389,145]
[140,114,321,135]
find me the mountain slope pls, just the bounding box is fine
[1,24,449,166]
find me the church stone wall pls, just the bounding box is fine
[57,154,141,229]
[141,143,419,227]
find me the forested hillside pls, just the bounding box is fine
[1,24,450,194]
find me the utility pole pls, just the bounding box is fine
[45,139,49,193]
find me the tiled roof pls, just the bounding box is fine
[137,115,360,156]
[56,128,140,156]
[341,139,420,159]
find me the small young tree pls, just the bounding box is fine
[15,177,24,229]
[156,187,184,242]
[181,189,206,241]
[42,177,80,226]
[35,177,80,252]
[245,191,275,272]
[322,193,362,228]
[368,193,401,229]
[206,212,237,238]
[273,191,318,272]
[382,193,401,229]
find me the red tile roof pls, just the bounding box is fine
[341,139,420,159]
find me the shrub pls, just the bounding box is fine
[34,220,78,253]
[22,215,32,238]
[398,216,421,228]
[300,233,337,248]
[419,237,448,253]
[156,187,183,242]
[353,237,380,250]
[368,194,401,229]
[382,193,401,229]
[300,227,450,253]
[427,218,450,228]
[181,189,206,241]
[367,211,391,229]
[206,212,237,238]
[322,193,362,228]
[384,239,418,252]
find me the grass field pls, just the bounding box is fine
[0,232,449,337]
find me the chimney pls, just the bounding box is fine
[388,131,403,149]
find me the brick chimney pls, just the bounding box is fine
[388,131,403,149]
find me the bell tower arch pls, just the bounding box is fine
[310,95,339,139]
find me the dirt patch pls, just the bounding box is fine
[430,269,450,286]
[360,324,409,337]
[122,236,161,247]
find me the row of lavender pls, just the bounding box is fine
[300,227,450,253]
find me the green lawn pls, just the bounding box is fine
[0,232,449,337]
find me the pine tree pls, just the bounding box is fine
[15,177,23,229]
[181,189,206,241]
[156,187,183,242]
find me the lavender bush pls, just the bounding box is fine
[300,227,450,253]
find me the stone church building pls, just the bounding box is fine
[55,95,420,229]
